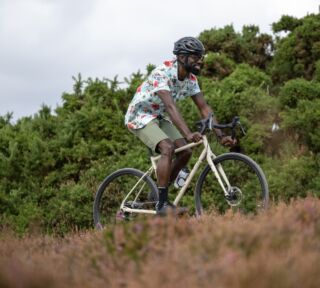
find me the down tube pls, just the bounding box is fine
[173,147,207,206]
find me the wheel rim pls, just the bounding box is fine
[95,171,157,227]
[198,155,268,214]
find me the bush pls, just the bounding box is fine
[200,65,274,122]
[278,78,320,109]
[202,52,236,79]
[221,64,272,94]
[270,14,320,83]
[266,155,320,201]
[2,15,320,234]
[282,99,320,153]
[241,124,272,154]
[314,60,320,82]
[199,24,273,69]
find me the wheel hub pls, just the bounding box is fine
[225,186,243,206]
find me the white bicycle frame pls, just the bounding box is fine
[120,135,231,215]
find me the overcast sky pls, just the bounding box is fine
[0,0,318,120]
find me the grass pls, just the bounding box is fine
[1,197,320,288]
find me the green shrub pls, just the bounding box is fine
[270,14,320,83]
[266,156,320,201]
[241,124,271,154]
[202,52,236,79]
[2,15,320,234]
[282,99,320,152]
[221,64,272,93]
[200,65,275,126]
[279,78,320,109]
[199,24,273,69]
[314,60,320,82]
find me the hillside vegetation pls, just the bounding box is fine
[0,13,320,234]
[0,197,320,288]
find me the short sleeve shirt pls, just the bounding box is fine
[125,59,201,129]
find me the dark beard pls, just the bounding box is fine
[190,65,201,75]
[179,57,202,76]
[186,63,201,75]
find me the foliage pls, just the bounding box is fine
[267,156,320,200]
[278,78,320,109]
[270,14,320,83]
[282,99,320,153]
[199,24,273,71]
[202,52,236,79]
[277,78,320,153]
[1,13,320,234]
[272,15,303,33]
[1,198,320,287]
[199,64,275,126]
[314,60,320,82]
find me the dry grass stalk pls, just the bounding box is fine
[1,197,320,288]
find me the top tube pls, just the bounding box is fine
[150,138,204,162]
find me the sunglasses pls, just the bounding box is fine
[189,54,205,62]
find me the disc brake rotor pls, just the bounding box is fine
[225,186,243,206]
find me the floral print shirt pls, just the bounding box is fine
[125,59,201,129]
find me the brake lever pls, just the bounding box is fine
[232,116,240,127]
[230,116,239,140]
[238,121,246,136]
[208,113,213,130]
[196,119,207,134]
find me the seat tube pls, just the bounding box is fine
[173,145,207,206]
[172,138,207,206]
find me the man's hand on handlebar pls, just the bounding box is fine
[219,135,237,147]
[194,113,242,146]
[186,132,203,143]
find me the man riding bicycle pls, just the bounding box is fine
[125,36,235,215]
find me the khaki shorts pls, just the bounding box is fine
[129,118,183,154]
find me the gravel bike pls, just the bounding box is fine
[93,114,269,229]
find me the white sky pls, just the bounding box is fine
[0,0,319,120]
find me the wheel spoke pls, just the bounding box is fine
[93,168,158,228]
[195,153,268,215]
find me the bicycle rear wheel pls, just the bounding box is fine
[195,152,269,216]
[93,168,158,229]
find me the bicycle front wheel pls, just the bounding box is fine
[195,153,269,216]
[93,168,158,229]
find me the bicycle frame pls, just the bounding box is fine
[120,135,231,215]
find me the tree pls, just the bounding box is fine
[199,24,274,77]
[270,14,320,83]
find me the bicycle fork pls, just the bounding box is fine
[205,139,231,198]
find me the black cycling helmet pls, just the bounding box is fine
[173,36,205,56]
